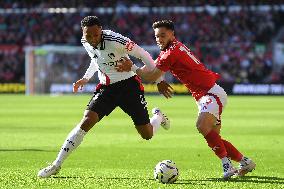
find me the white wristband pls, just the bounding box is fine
[131,64,139,73]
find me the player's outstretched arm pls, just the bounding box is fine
[137,67,174,98]
[116,58,174,98]
[116,58,163,82]
[73,58,97,93]
[73,78,89,93]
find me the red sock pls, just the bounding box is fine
[204,130,227,159]
[222,139,243,162]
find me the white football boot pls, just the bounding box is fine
[222,158,238,180]
[152,107,170,130]
[38,164,61,178]
[237,157,256,176]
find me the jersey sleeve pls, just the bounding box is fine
[113,33,163,83]
[155,52,173,72]
[110,33,155,69]
[83,58,98,80]
[127,43,163,83]
[81,39,94,59]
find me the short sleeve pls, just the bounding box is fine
[155,53,172,72]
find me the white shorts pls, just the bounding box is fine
[196,84,227,125]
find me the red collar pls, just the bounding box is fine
[162,38,178,52]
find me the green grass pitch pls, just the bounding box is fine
[0,95,284,189]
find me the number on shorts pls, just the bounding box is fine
[140,95,147,109]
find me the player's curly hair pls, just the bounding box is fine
[81,16,102,27]
[152,20,175,31]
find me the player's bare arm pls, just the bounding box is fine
[138,68,174,98]
[73,78,89,93]
[116,57,163,81]
[157,81,174,98]
[116,58,174,98]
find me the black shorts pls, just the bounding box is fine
[86,76,150,126]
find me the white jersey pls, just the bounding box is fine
[81,30,159,85]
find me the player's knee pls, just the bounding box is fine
[141,134,153,140]
[79,112,99,132]
[82,118,96,126]
[136,123,153,140]
[196,125,203,134]
[196,113,216,134]
[196,120,207,135]
[196,120,203,132]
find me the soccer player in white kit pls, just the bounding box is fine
[38,16,171,178]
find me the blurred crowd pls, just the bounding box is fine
[2,0,284,8]
[1,1,284,84]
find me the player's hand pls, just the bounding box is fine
[73,78,88,93]
[157,81,174,98]
[115,57,133,72]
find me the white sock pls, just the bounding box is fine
[221,157,232,165]
[53,126,86,167]
[150,114,163,134]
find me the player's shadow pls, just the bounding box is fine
[52,176,284,185]
[171,176,284,185]
[53,177,205,186]
[53,176,155,182]
[53,176,142,180]
[0,148,55,152]
[204,176,284,185]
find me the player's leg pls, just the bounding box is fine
[196,112,228,160]
[135,109,170,140]
[211,124,245,165]
[135,123,153,140]
[212,124,244,163]
[216,124,256,176]
[196,88,238,179]
[197,114,241,163]
[37,110,99,178]
[197,85,255,178]
[119,76,169,140]
[134,108,169,139]
[151,107,170,131]
[120,92,156,140]
[196,112,237,179]
[206,92,256,176]
[237,156,256,176]
[38,86,116,178]
[51,110,99,167]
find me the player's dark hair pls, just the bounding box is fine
[152,20,175,31]
[81,16,102,27]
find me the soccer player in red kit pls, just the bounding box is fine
[116,20,256,179]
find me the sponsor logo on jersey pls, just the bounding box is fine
[93,54,98,58]
[108,53,115,59]
[102,59,121,67]
[125,41,135,51]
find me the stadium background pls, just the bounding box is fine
[1,1,284,189]
[1,0,284,95]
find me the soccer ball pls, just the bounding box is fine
[153,160,179,184]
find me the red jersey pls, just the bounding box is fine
[155,39,220,101]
